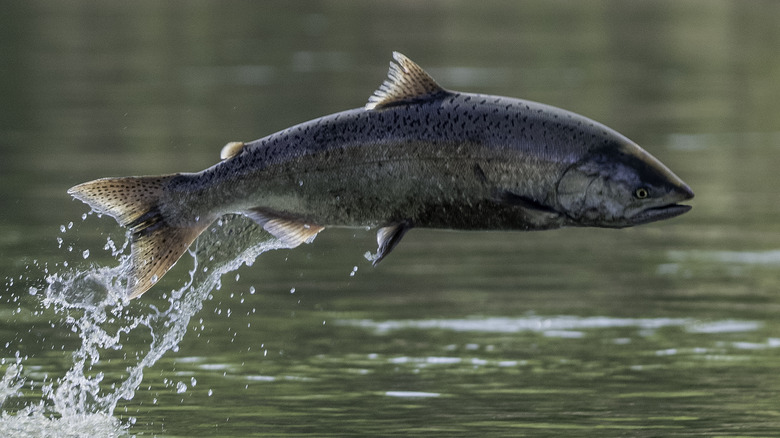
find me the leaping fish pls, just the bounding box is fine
[68,52,694,299]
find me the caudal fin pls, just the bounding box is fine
[68,175,210,299]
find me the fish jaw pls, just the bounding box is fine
[629,203,692,226]
[623,180,694,226]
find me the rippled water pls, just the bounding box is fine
[3,1,780,436]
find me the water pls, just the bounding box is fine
[2,1,780,436]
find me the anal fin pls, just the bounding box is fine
[245,208,324,248]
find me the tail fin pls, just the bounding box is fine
[68,176,210,299]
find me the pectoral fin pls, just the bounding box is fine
[367,221,412,266]
[499,191,560,216]
[245,208,324,248]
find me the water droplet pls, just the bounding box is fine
[208,389,213,396]
[191,377,197,387]
[176,381,187,393]
[249,286,255,295]
[290,287,296,294]
[59,225,66,233]
[67,221,73,229]
[349,266,358,277]
[298,180,304,186]
[82,249,90,259]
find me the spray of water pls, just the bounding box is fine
[0,214,290,435]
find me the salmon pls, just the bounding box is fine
[68,52,693,298]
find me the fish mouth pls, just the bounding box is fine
[629,182,694,225]
[630,203,692,225]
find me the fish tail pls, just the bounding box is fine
[68,175,210,299]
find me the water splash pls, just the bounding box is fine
[0,214,290,435]
[0,362,24,407]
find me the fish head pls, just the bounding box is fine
[555,140,693,228]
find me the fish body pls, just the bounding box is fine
[69,52,693,298]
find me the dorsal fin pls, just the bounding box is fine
[220,141,247,160]
[366,52,446,110]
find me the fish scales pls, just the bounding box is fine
[68,52,693,298]
[178,96,599,224]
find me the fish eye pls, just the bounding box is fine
[634,187,649,199]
